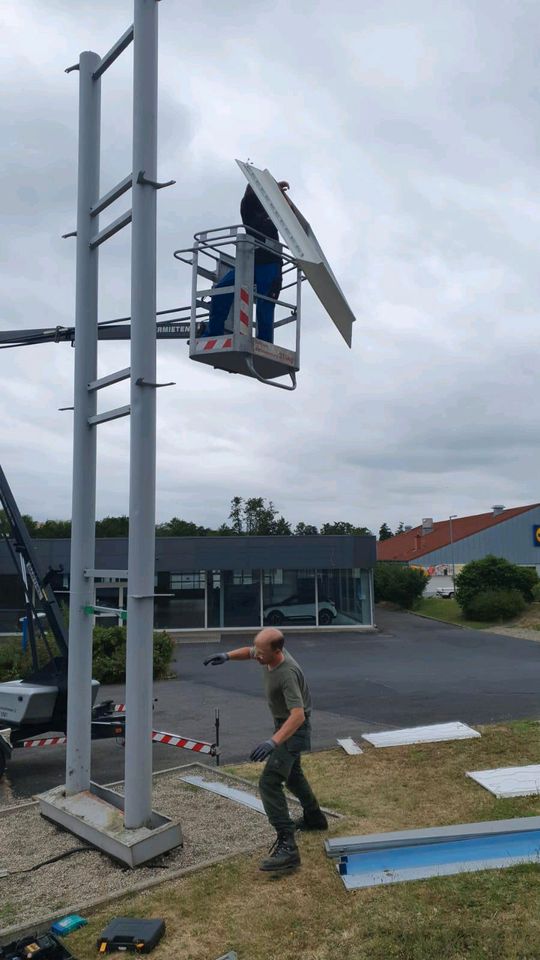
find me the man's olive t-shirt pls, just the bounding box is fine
[261,650,312,723]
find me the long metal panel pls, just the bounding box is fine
[236,160,355,346]
[362,722,480,748]
[325,815,540,858]
[180,775,266,814]
[338,831,540,889]
[467,764,540,798]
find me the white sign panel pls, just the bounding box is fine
[362,722,481,748]
[236,160,355,347]
[467,764,540,798]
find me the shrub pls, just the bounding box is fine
[374,562,429,609]
[455,555,538,611]
[531,583,540,603]
[463,588,526,622]
[0,626,174,685]
[92,626,174,684]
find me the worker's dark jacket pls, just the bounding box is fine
[240,185,282,273]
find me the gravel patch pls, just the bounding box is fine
[0,764,287,932]
[482,626,540,643]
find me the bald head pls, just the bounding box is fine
[253,627,285,666]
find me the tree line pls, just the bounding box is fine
[1,497,409,540]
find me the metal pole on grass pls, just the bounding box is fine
[124,0,159,828]
[66,51,101,795]
[449,515,457,595]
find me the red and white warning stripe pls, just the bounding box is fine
[22,735,67,749]
[151,729,215,755]
[114,703,126,712]
[199,336,233,352]
[239,287,250,329]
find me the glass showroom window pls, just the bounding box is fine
[262,569,316,627]
[207,570,261,628]
[155,570,206,629]
[316,568,371,625]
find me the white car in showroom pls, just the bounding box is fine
[263,594,337,626]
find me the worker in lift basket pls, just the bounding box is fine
[203,627,327,873]
[202,181,290,343]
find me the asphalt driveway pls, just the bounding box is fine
[3,608,540,802]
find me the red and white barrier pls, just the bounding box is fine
[21,726,215,756]
[151,729,215,755]
[22,735,67,749]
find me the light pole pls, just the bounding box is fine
[449,515,457,595]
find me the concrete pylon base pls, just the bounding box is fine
[37,781,182,867]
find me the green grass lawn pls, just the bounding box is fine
[68,720,540,960]
[414,596,502,630]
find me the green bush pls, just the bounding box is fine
[0,627,174,684]
[455,555,538,611]
[374,562,429,609]
[92,626,174,684]
[463,588,526,622]
[531,583,540,602]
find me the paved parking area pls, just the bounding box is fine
[3,608,540,802]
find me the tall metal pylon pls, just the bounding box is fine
[40,0,180,860]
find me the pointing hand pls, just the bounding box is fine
[203,653,230,666]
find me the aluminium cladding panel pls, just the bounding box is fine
[236,160,356,347]
[0,535,376,575]
[151,534,376,572]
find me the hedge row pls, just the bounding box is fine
[0,626,174,685]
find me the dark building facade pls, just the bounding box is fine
[0,534,376,633]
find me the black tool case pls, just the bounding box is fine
[96,919,165,954]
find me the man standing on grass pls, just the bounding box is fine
[204,627,327,872]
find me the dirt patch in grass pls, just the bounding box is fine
[59,721,540,960]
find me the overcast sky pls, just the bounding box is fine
[1,0,539,535]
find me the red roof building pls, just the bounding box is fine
[377,504,540,569]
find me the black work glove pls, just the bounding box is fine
[203,653,229,666]
[250,738,276,762]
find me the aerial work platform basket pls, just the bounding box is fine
[174,225,302,390]
[173,160,356,390]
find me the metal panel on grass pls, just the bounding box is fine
[362,721,480,748]
[467,764,540,798]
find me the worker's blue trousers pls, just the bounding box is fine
[204,262,281,343]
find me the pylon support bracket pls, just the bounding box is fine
[135,377,175,388]
[136,170,176,190]
[62,231,77,239]
[65,64,79,74]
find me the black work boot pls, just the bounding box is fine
[259,830,301,872]
[294,806,328,831]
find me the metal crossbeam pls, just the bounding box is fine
[90,209,132,248]
[84,569,129,579]
[88,404,130,425]
[88,367,131,391]
[93,25,134,80]
[91,174,133,217]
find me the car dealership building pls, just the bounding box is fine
[0,534,376,634]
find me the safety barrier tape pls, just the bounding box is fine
[21,726,215,755]
[151,729,215,755]
[22,736,67,749]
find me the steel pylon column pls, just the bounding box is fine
[124,0,159,828]
[66,51,101,795]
